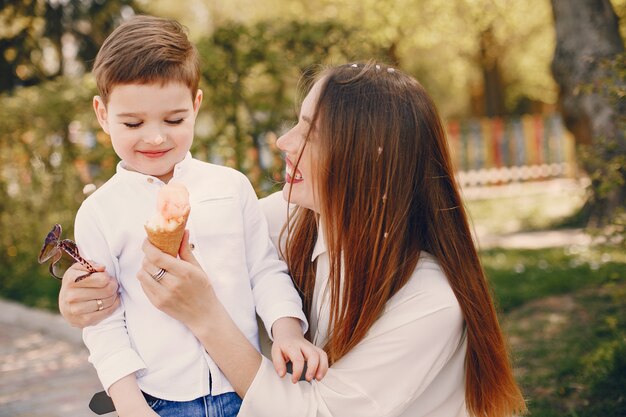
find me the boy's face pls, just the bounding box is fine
[93,82,202,183]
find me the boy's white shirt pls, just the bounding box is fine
[77,153,307,401]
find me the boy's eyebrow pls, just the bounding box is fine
[167,109,191,115]
[116,109,190,117]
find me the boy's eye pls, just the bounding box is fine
[123,122,143,128]
[165,119,184,125]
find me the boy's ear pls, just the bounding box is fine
[92,96,110,134]
[193,89,203,115]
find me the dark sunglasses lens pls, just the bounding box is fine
[39,240,61,263]
[51,250,75,280]
[38,225,61,263]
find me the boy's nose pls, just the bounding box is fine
[145,132,166,146]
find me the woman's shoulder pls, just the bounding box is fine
[259,191,289,250]
[259,190,287,212]
[385,252,462,320]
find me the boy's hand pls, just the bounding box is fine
[270,317,328,383]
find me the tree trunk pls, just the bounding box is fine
[480,27,507,118]
[550,0,626,225]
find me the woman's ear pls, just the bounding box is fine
[92,96,110,134]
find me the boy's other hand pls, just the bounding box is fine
[270,317,329,383]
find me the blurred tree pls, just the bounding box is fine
[614,0,626,38]
[0,76,115,308]
[195,19,380,193]
[551,0,625,225]
[145,0,557,118]
[0,17,376,307]
[0,0,140,93]
[0,0,140,305]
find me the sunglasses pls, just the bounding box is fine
[38,224,96,282]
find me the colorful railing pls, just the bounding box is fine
[446,113,577,186]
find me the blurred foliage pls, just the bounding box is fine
[0,0,622,306]
[0,0,140,92]
[194,19,382,193]
[0,4,624,408]
[0,16,381,307]
[146,0,559,118]
[0,76,111,309]
[578,52,626,241]
[581,53,626,417]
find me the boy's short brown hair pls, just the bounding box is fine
[93,15,200,103]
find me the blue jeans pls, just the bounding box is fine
[143,391,242,417]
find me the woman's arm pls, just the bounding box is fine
[139,239,466,417]
[140,232,326,391]
[137,233,262,395]
[237,289,466,417]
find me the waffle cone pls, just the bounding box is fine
[144,213,189,257]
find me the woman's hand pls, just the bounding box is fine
[59,263,120,328]
[137,231,216,332]
[140,230,263,397]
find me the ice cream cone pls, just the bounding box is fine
[144,211,189,257]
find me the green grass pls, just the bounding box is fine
[483,245,626,417]
[482,245,626,312]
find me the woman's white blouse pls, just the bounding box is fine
[241,192,468,417]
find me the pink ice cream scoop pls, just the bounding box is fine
[156,182,190,225]
[144,182,190,256]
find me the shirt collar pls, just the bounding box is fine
[115,152,193,183]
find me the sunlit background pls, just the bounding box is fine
[1,1,625,416]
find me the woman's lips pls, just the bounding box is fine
[285,160,303,184]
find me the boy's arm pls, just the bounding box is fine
[75,201,146,393]
[108,374,158,417]
[270,317,328,383]
[236,174,308,338]
[235,177,327,381]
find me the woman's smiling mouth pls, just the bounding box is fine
[285,160,304,184]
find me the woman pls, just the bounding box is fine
[60,62,526,416]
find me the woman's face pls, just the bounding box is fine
[276,79,323,212]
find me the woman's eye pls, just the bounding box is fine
[123,122,142,128]
[165,119,184,125]
[280,120,297,132]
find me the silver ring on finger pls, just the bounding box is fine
[96,298,104,311]
[151,268,167,282]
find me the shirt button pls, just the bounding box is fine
[147,178,154,184]
[190,243,195,250]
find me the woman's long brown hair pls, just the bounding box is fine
[282,62,526,417]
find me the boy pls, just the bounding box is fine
[77,15,321,417]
